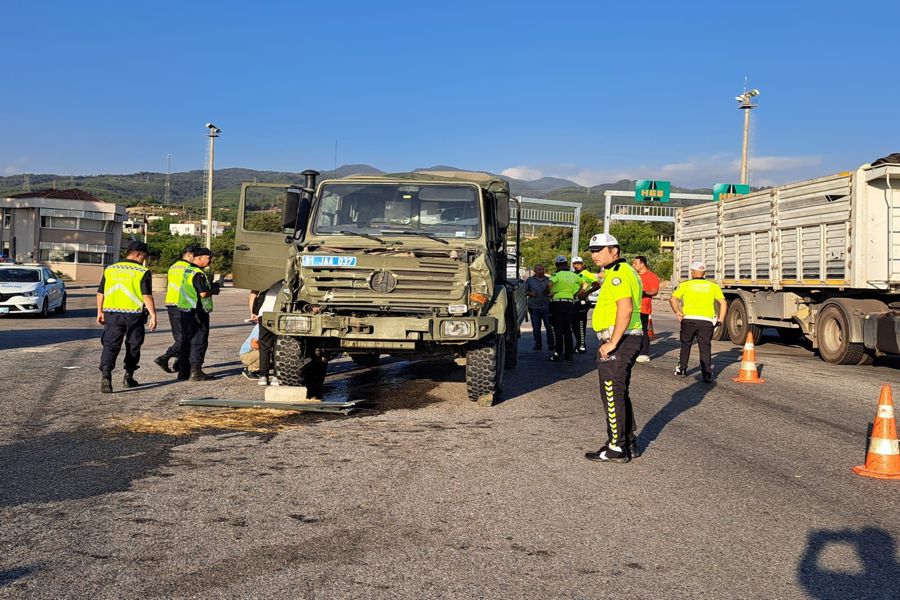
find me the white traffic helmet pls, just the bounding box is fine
[588,233,620,249]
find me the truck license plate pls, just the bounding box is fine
[302,256,357,267]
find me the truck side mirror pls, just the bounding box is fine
[294,192,312,243]
[496,195,510,231]
[282,189,301,232]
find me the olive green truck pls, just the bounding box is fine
[233,170,527,405]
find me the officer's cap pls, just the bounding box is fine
[192,247,213,257]
[571,256,585,264]
[689,261,707,271]
[127,241,149,254]
[554,255,568,264]
[588,233,619,250]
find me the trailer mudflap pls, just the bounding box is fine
[863,312,900,354]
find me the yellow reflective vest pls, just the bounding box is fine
[177,265,213,313]
[165,259,192,306]
[592,260,643,334]
[102,261,148,314]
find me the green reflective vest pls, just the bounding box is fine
[102,261,148,313]
[177,265,214,313]
[592,260,643,333]
[165,259,192,306]
[549,270,583,300]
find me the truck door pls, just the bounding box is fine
[233,183,295,291]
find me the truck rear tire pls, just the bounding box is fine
[466,334,505,406]
[816,305,866,365]
[726,298,761,345]
[275,336,328,397]
[349,353,380,368]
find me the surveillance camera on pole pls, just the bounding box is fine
[736,88,760,185]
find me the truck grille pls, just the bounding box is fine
[303,259,466,311]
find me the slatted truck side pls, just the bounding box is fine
[674,162,900,364]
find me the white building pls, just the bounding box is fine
[169,219,225,237]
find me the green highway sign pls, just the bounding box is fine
[713,183,750,201]
[635,180,670,202]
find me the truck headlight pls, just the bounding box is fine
[441,320,472,338]
[280,315,312,334]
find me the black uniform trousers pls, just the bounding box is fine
[596,335,642,449]
[258,325,276,376]
[572,300,591,350]
[679,319,714,375]
[549,300,575,357]
[639,313,651,355]
[178,309,210,376]
[162,305,183,360]
[100,312,146,375]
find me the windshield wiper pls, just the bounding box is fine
[337,230,387,244]
[380,230,449,245]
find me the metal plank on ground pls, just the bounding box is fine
[178,397,363,415]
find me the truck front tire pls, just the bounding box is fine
[275,336,327,397]
[466,334,505,406]
[816,305,866,365]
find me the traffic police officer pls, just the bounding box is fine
[96,241,157,393]
[547,255,584,361]
[154,243,198,373]
[177,247,219,381]
[584,233,643,463]
[668,261,727,382]
[571,256,601,354]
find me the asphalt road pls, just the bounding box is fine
[1,286,899,600]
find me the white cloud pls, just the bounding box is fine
[3,166,17,175]
[501,166,544,181]
[738,155,822,172]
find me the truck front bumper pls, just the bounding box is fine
[262,312,499,350]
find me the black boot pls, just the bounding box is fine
[123,373,139,388]
[100,374,113,394]
[154,355,172,373]
[628,437,641,459]
[190,369,215,381]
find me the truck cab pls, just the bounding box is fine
[233,170,526,404]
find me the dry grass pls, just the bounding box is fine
[109,408,310,436]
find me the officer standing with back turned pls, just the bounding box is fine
[96,241,157,393]
[547,255,584,361]
[154,243,198,373]
[583,233,643,463]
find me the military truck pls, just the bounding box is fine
[674,160,900,364]
[233,170,527,405]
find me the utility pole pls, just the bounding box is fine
[164,154,172,205]
[735,86,760,185]
[204,123,221,250]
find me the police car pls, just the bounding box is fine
[0,265,67,317]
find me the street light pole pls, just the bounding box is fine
[735,89,760,185]
[204,123,221,250]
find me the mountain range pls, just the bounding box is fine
[0,164,716,217]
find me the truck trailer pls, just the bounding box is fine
[674,160,900,364]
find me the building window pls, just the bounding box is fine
[39,249,76,263]
[41,216,78,230]
[79,218,113,232]
[77,251,106,264]
[2,209,9,228]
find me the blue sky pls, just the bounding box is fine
[2,0,897,188]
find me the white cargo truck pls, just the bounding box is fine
[674,160,900,364]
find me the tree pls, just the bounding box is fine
[610,222,660,255]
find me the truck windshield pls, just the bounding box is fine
[313,183,481,240]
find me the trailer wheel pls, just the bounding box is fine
[275,336,328,397]
[711,321,728,341]
[816,305,866,365]
[466,334,505,406]
[726,298,761,345]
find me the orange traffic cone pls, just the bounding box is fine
[647,315,655,339]
[733,332,765,383]
[853,384,900,480]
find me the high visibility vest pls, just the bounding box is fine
[592,260,643,333]
[102,261,148,314]
[165,259,192,306]
[549,270,583,300]
[177,265,213,313]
